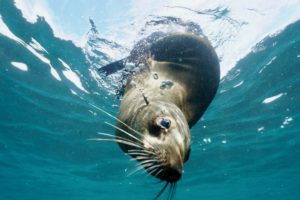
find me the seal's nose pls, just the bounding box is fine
[163,152,183,182]
[156,151,183,182]
[164,165,182,182]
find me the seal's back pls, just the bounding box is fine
[148,34,220,126]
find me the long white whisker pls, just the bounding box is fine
[153,168,163,177]
[141,162,155,168]
[105,122,144,145]
[89,103,154,146]
[130,155,150,161]
[88,138,142,149]
[168,183,177,200]
[97,132,132,142]
[133,162,156,175]
[154,182,169,200]
[97,132,142,147]
[127,165,145,177]
[146,164,161,172]
[147,167,160,176]
[127,152,150,157]
[135,156,155,161]
[139,159,158,165]
[128,149,156,155]
[97,132,120,138]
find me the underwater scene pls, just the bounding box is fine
[0,0,300,199]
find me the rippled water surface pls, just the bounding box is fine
[1,0,300,199]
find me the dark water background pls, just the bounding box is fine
[0,0,299,199]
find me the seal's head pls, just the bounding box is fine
[117,101,191,183]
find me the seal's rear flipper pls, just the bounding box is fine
[98,59,126,76]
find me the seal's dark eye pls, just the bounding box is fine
[156,118,171,129]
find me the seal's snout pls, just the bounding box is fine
[164,161,183,182]
[157,160,182,182]
[166,149,183,182]
[163,167,182,182]
[156,145,183,182]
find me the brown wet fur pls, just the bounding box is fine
[115,33,220,182]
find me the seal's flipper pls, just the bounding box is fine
[98,59,126,75]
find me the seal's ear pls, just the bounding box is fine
[98,59,126,75]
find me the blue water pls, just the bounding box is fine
[1,1,300,199]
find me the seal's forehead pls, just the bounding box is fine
[149,103,185,121]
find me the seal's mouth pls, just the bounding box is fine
[157,166,182,182]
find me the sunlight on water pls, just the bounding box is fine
[262,93,285,104]
[10,61,28,71]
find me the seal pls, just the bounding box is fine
[112,33,220,184]
[94,33,219,198]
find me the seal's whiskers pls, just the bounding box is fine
[134,155,153,161]
[146,167,160,177]
[168,183,177,200]
[93,131,163,179]
[128,149,156,155]
[146,164,161,173]
[127,152,150,157]
[154,182,169,200]
[89,103,154,147]
[97,132,141,146]
[139,159,158,166]
[88,138,142,149]
[104,121,146,146]
[153,168,163,177]
[127,164,146,177]
[140,163,156,171]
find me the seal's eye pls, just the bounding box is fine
[156,118,171,129]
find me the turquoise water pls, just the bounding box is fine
[1,1,300,199]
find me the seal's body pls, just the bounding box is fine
[114,34,220,183]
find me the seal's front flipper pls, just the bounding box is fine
[98,59,126,76]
